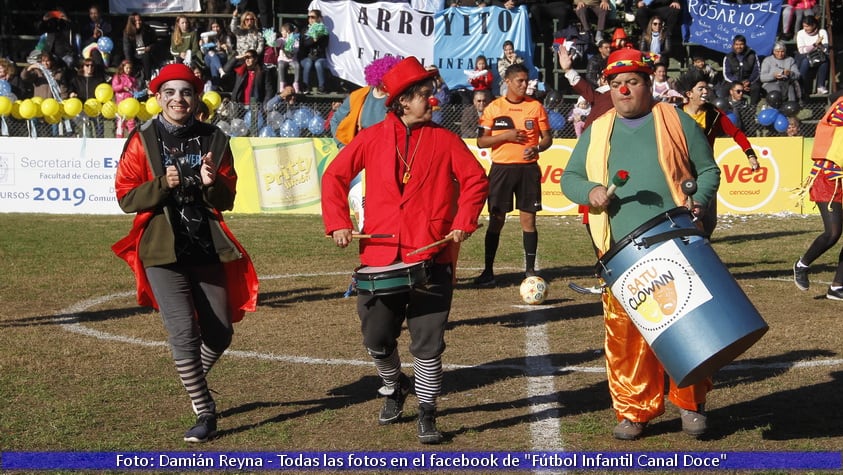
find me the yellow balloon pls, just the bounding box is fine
[11,100,22,120]
[0,96,11,116]
[101,101,117,119]
[30,96,44,117]
[95,83,114,103]
[202,91,221,111]
[145,99,162,116]
[40,98,60,117]
[19,99,37,119]
[117,97,140,119]
[44,113,62,124]
[63,97,83,118]
[136,104,152,122]
[83,98,101,118]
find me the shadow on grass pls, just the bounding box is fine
[217,350,608,438]
[217,347,843,440]
[447,301,603,329]
[0,306,150,327]
[728,259,842,283]
[712,229,816,246]
[257,286,347,307]
[216,376,378,438]
[2,285,345,327]
[456,265,602,290]
[703,368,843,441]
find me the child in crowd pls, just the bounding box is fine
[276,23,301,94]
[568,96,591,137]
[688,56,720,88]
[467,55,494,91]
[111,59,139,138]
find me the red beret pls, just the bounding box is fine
[603,47,653,79]
[382,56,436,106]
[148,63,205,95]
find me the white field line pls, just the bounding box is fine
[55,274,843,373]
[53,272,843,460]
[524,309,564,459]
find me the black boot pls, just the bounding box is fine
[417,403,443,444]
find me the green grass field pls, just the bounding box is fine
[1,212,842,474]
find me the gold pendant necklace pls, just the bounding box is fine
[396,128,423,185]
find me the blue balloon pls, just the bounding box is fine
[279,119,300,137]
[243,109,265,129]
[96,36,114,54]
[774,112,789,133]
[548,110,566,130]
[258,125,276,137]
[308,115,324,135]
[725,112,738,125]
[757,108,777,126]
[0,79,10,97]
[292,107,315,128]
[230,0,241,5]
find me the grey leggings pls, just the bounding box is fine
[146,263,233,360]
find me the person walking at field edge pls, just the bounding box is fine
[321,56,488,444]
[793,95,843,299]
[474,63,552,286]
[560,48,721,440]
[112,63,259,443]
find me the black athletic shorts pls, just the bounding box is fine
[487,162,542,214]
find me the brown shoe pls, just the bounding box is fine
[679,407,707,437]
[613,419,647,440]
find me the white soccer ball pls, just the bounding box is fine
[520,276,548,305]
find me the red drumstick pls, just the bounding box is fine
[606,170,630,198]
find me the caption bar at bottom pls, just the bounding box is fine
[1,451,840,471]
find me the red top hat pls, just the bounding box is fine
[148,63,205,95]
[382,56,436,106]
[602,47,653,79]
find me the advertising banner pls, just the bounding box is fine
[714,137,804,215]
[230,137,340,214]
[0,136,817,216]
[0,138,124,214]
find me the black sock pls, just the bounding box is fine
[484,231,500,272]
[523,231,538,271]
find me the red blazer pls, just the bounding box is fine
[321,113,489,266]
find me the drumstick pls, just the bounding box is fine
[406,236,452,257]
[324,233,395,239]
[606,169,630,198]
[406,224,484,257]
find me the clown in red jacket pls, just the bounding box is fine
[321,57,488,445]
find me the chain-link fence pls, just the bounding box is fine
[0,94,831,139]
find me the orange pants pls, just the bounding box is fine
[603,290,712,423]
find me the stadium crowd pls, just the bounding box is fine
[0,0,839,139]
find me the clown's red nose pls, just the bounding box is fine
[619,85,630,95]
[428,96,440,107]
